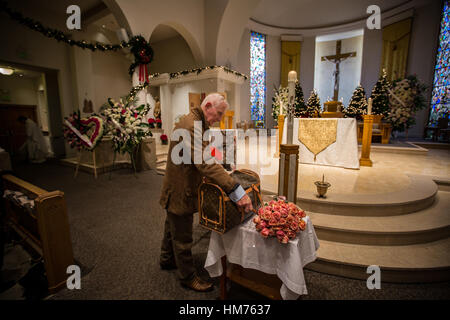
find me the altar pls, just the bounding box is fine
[282,118,359,169]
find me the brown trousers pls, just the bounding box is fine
[160,211,195,281]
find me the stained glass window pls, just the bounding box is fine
[250,31,266,122]
[429,0,450,125]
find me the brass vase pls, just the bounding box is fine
[314,181,331,198]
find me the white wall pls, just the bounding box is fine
[149,36,198,74]
[0,75,38,106]
[300,36,316,101]
[406,0,441,138]
[236,28,251,123]
[266,34,281,129]
[116,0,205,65]
[314,35,363,108]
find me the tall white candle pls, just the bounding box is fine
[288,71,296,106]
[368,98,372,115]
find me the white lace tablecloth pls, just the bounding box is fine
[282,118,359,169]
[204,216,320,300]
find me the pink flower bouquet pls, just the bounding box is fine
[253,196,307,244]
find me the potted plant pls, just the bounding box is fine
[148,118,155,128]
[160,134,168,145]
[156,118,162,128]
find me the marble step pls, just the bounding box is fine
[308,191,450,246]
[305,238,450,283]
[156,162,166,176]
[293,175,438,216]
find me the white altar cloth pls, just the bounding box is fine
[204,216,320,300]
[282,118,359,169]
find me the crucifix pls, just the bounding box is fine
[321,40,356,101]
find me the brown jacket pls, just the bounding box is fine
[159,105,236,215]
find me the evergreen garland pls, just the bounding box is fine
[344,84,367,120]
[370,69,392,117]
[294,81,307,117]
[306,89,321,117]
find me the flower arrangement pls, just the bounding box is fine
[100,98,152,155]
[253,196,307,244]
[160,134,168,145]
[63,111,104,151]
[271,85,288,122]
[387,75,427,132]
[156,118,162,128]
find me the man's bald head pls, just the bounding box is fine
[201,93,229,126]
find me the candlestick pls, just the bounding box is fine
[368,98,372,115]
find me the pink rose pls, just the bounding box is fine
[269,200,277,206]
[260,220,267,229]
[268,229,276,237]
[258,207,264,215]
[280,208,288,218]
[281,236,289,244]
[279,218,287,226]
[290,221,299,231]
[273,211,281,220]
[299,219,306,230]
[253,216,261,224]
[268,218,278,226]
[299,210,306,218]
[260,228,270,238]
[276,230,285,241]
[287,231,296,239]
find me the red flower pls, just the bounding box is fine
[148,118,155,124]
[156,118,162,123]
[260,228,270,238]
[121,109,126,114]
[160,134,168,141]
[134,113,138,118]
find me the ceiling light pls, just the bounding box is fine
[0,67,14,75]
[102,24,106,28]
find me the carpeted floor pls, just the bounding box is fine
[1,161,449,300]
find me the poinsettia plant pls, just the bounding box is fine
[253,196,307,244]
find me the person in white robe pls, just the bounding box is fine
[17,116,48,163]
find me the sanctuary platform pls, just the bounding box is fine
[156,136,450,284]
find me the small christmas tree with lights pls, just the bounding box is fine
[344,84,368,120]
[370,69,391,117]
[294,81,307,117]
[306,89,321,117]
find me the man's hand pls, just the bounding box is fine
[236,194,253,213]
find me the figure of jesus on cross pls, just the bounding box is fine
[321,40,356,101]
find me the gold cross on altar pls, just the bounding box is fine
[321,40,356,101]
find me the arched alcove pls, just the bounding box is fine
[148,24,199,74]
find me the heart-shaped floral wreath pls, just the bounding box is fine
[64,111,105,151]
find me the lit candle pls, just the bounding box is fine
[367,98,372,115]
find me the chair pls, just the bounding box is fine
[357,115,392,144]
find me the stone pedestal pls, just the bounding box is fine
[278,144,299,203]
[360,115,374,167]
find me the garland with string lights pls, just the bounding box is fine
[169,66,248,80]
[0,0,153,80]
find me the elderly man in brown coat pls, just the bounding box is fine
[159,93,253,292]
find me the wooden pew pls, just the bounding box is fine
[1,174,74,293]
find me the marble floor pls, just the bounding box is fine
[156,137,450,196]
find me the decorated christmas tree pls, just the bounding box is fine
[370,69,391,117]
[344,84,367,119]
[271,85,288,122]
[306,89,321,117]
[294,81,307,117]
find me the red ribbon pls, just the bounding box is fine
[138,64,149,83]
